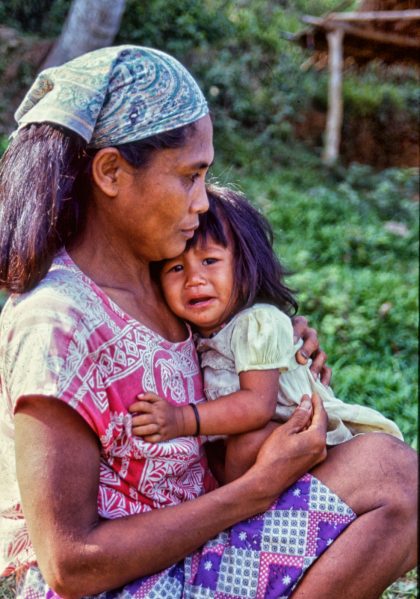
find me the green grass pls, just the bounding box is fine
[0,575,15,598]
[0,1,417,595]
[1,157,417,597]
[212,149,418,448]
[0,145,417,599]
[382,569,418,599]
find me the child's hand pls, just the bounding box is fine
[128,393,185,442]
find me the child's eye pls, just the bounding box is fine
[203,257,218,266]
[166,264,184,274]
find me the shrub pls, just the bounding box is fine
[230,156,418,446]
[0,0,417,446]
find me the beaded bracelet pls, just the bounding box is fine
[190,404,201,437]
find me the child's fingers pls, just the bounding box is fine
[132,423,160,437]
[131,413,157,427]
[143,433,163,443]
[128,400,155,414]
[137,392,162,402]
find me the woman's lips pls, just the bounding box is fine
[181,225,198,239]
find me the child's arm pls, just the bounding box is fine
[129,368,279,443]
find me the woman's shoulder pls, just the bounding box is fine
[0,252,98,336]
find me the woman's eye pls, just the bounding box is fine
[190,173,200,183]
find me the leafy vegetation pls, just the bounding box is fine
[2,0,418,159]
[0,574,15,599]
[382,568,418,599]
[0,0,71,36]
[209,150,418,448]
[0,0,417,474]
[0,1,418,596]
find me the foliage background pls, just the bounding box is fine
[0,1,418,596]
[1,0,417,445]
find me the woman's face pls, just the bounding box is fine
[113,115,214,262]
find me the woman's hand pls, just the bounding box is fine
[18,395,326,595]
[249,393,328,505]
[129,393,185,442]
[292,316,332,385]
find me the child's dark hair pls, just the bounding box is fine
[188,184,298,316]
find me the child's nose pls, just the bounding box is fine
[185,269,206,287]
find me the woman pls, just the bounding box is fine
[0,46,416,599]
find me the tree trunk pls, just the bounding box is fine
[42,0,126,69]
[323,28,344,166]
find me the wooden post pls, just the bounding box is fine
[323,27,344,166]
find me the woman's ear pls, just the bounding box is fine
[91,147,125,197]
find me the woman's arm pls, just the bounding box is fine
[292,315,332,385]
[130,369,280,442]
[15,393,326,598]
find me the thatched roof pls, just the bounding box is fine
[293,0,420,67]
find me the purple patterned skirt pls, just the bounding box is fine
[17,474,356,598]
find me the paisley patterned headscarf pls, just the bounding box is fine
[14,45,209,148]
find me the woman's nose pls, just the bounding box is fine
[191,180,209,214]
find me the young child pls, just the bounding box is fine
[130,185,402,482]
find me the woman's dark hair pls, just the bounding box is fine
[187,184,298,316]
[0,121,195,293]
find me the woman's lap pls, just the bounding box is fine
[310,433,416,518]
[16,474,355,599]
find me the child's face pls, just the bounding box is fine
[160,238,236,337]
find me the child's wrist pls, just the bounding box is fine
[182,404,198,436]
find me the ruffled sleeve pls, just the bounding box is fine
[230,304,295,374]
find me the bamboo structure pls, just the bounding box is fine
[291,2,420,164]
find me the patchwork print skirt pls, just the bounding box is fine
[17,474,356,599]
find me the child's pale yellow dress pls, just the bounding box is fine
[195,303,402,444]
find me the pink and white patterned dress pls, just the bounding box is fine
[0,250,356,598]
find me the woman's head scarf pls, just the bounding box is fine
[14,45,209,148]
